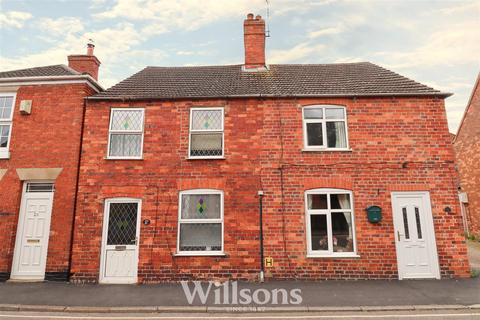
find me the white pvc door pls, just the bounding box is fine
[391,192,440,279]
[11,182,55,280]
[100,199,141,284]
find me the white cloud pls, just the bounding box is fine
[308,26,344,39]
[38,17,84,36]
[0,10,32,29]
[269,42,325,64]
[375,20,480,70]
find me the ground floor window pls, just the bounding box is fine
[305,189,356,257]
[177,189,224,255]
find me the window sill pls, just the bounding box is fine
[307,254,360,259]
[104,156,144,160]
[174,252,226,257]
[0,151,10,159]
[187,156,226,160]
[302,148,352,152]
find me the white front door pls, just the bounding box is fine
[99,198,141,284]
[391,192,440,279]
[11,182,55,280]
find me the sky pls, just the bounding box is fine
[0,0,479,133]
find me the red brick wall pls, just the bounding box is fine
[454,77,480,235]
[0,83,93,279]
[68,55,100,80]
[70,96,469,282]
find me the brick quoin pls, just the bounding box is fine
[70,96,470,283]
[0,83,96,281]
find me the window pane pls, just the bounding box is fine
[332,212,354,252]
[415,207,422,239]
[109,134,142,157]
[181,194,221,219]
[111,110,144,131]
[330,194,351,209]
[107,202,138,245]
[325,108,344,119]
[0,96,13,120]
[402,207,410,239]
[179,223,222,251]
[310,215,328,251]
[191,109,223,130]
[190,133,222,157]
[308,194,328,209]
[0,125,9,148]
[326,121,347,148]
[306,123,323,146]
[304,108,323,119]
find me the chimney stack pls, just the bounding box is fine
[68,43,101,80]
[243,13,266,70]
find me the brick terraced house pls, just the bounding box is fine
[454,73,480,236]
[0,14,470,283]
[0,46,102,281]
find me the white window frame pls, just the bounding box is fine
[302,105,350,151]
[305,188,358,258]
[106,108,145,160]
[0,92,16,159]
[188,107,225,159]
[176,189,224,256]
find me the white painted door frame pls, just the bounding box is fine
[11,181,55,280]
[99,198,141,284]
[391,191,440,280]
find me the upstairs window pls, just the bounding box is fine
[177,189,224,255]
[0,93,15,159]
[107,108,145,159]
[303,105,349,150]
[189,108,224,158]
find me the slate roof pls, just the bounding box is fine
[0,64,80,78]
[92,62,450,100]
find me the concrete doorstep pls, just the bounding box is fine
[0,303,479,313]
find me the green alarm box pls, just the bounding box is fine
[366,206,382,223]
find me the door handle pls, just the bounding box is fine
[397,231,403,241]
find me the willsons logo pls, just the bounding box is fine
[181,281,303,305]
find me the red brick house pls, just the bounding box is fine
[454,73,480,236]
[0,46,102,281]
[68,14,469,283]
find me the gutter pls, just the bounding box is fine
[0,75,104,92]
[86,91,453,101]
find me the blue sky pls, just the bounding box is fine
[0,0,478,133]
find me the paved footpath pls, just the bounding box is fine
[0,278,479,313]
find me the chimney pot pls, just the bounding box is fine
[87,43,95,56]
[243,13,266,69]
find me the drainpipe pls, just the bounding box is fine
[258,190,265,282]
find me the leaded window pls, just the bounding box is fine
[107,108,145,159]
[0,93,15,159]
[306,189,357,257]
[177,190,224,255]
[303,105,349,150]
[189,108,224,158]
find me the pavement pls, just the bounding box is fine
[468,240,480,272]
[0,278,479,313]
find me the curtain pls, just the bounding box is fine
[334,122,347,148]
[337,194,352,238]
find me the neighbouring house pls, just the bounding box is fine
[0,45,102,281]
[67,14,469,284]
[454,73,480,236]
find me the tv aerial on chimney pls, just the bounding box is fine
[265,0,271,37]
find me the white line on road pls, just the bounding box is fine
[0,312,479,319]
